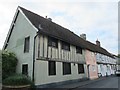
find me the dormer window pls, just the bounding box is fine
[48,37,58,48]
[76,46,82,54]
[61,41,70,51]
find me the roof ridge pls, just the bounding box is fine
[19,6,84,40]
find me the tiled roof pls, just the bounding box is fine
[19,6,113,58]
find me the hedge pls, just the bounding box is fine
[2,50,18,80]
[3,74,34,86]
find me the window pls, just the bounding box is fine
[48,61,56,75]
[92,65,96,72]
[22,64,28,75]
[48,37,58,48]
[62,42,70,51]
[63,62,71,75]
[91,52,94,57]
[76,46,82,54]
[78,64,84,74]
[24,36,30,52]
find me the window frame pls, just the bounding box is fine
[24,36,30,53]
[61,41,70,51]
[48,37,58,48]
[91,52,94,57]
[78,64,84,74]
[76,46,82,54]
[63,62,71,75]
[92,65,96,72]
[22,64,28,76]
[48,61,56,76]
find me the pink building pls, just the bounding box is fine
[85,50,98,79]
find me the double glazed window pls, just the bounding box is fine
[48,37,58,48]
[62,42,70,51]
[78,64,84,74]
[24,36,30,53]
[63,62,71,75]
[76,46,82,54]
[48,61,56,75]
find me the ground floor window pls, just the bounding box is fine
[63,62,71,75]
[22,64,28,75]
[48,61,56,75]
[78,64,84,74]
[92,65,96,72]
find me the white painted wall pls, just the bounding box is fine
[96,53,117,76]
[34,60,87,85]
[6,10,37,79]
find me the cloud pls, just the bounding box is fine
[0,0,118,55]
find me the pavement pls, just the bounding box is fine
[54,75,116,89]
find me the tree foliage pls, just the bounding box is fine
[2,50,18,80]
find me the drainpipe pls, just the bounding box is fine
[32,32,40,82]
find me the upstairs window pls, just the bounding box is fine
[91,52,94,56]
[78,64,84,74]
[62,42,70,51]
[22,64,28,75]
[48,37,58,48]
[24,36,30,53]
[76,46,82,54]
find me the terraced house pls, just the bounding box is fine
[3,6,117,87]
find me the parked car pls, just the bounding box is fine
[115,70,120,76]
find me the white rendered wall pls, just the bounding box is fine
[34,60,87,85]
[6,11,37,79]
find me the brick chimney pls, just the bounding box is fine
[48,18,52,21]
[80,34,86,40]
[96,39,100,47]
[45,16,52,21]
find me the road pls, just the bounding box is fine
[75,76,119,89]
[54,76,119,89]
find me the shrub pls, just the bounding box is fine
[2,50,18,80]
[3,74,35,88]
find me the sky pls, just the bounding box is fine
[0,0,119,55]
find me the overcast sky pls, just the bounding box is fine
[0,0,119,55]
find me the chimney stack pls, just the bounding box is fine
[45,16,52,21]
[48,18,52,21]
[96,39,100,47]
[80,34,86,40]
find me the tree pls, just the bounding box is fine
[2,50,18,80]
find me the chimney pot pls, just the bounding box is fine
[96,39,100,47]
[48,18,52,21]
